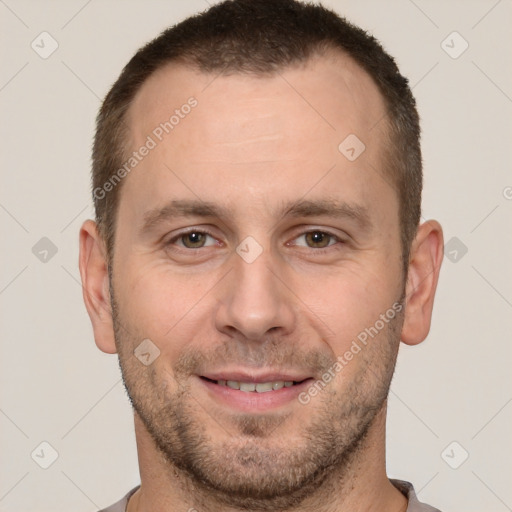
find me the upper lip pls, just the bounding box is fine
[200,370,312,383]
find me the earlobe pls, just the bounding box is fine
[78,220,117,354]
[401,220,444,346]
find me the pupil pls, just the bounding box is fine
[184,232,204,247]
[307,231,329,248]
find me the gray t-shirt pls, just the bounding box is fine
[98,479,441,511]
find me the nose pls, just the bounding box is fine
[214,246,296,342]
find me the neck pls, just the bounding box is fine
[128,403,407,512]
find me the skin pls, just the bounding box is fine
[79,50,443,512]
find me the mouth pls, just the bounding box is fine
[197,373,314,412]
[200,376,306,393]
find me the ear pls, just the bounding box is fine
[401,220,444,346]
[78,220,117,354]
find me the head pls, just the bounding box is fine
[92,0,422,272]
[80,0,443,509]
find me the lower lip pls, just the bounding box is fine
[198,377,313,412]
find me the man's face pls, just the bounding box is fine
[111,53,405,506]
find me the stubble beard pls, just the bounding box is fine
[111,287,404,510]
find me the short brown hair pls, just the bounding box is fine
[92,0,422,271]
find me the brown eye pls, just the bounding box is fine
[180,232,207,248]
[304,231,333,248]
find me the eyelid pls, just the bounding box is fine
[166,227,220,248]
[286,228,346,252]
[287,227,346,244]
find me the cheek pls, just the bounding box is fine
[116,260,219,352]
[296,264,399,354]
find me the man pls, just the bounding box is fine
[79,0,444,510]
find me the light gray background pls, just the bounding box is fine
[1,1,511,511]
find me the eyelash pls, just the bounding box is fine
[167,228,218,249]
[165,228,345,254]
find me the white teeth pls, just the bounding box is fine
[255,382,274,393]
[218,380,293,392]
[240,382,256,392]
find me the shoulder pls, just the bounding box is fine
[391,479,443,512]
[97,486,140,512]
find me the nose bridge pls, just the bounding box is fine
[214,244,295,340]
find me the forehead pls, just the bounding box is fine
[121,51,392,224]
[127,50,387,152]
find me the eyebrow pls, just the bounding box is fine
[139,198,372,235]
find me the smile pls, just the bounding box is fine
[204,378,297,392]
[198,374,313,412]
